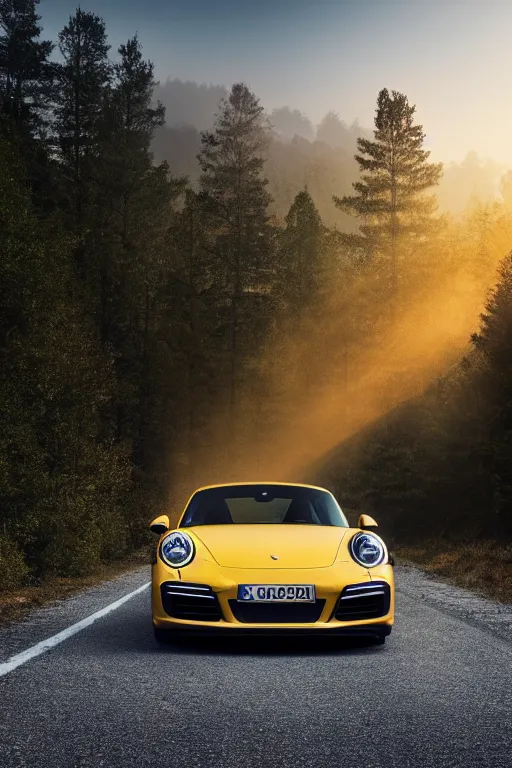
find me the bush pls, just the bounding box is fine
[40,521,104,578]
[0,535,29,591]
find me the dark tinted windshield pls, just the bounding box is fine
[180,485,348,527]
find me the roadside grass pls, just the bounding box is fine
[0,548,150,625]
[396,540,512,603]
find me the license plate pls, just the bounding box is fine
[237,584,316,602]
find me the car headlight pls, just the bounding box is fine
[350,532,386,568]
[160,532,195,568]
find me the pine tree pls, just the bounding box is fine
[88,35,167,343]
[53,8,111,237]
[334,88,442,296]
[265,189,328,457]
[113,36,164,142]
[165,188,220,493]
[86,35,182,503]
[53,26,183,528]
[278,188,325,322]
[473,253,512,385]
[0,0,57,211]
[316,111,363,151]
[461,253,512,534]
[197,83,274,439]
[0,0,53,137]
[0,130,131,581]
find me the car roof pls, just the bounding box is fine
[190,481,332,494]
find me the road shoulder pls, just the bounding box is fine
[0,566,150,664]
[396,562,512,643]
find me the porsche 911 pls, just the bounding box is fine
[149,482,394,644]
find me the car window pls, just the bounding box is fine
[226,497,292,523]
[180,485,348,527]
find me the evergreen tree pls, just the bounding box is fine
[316,111,363,152]
[0,0,57,211]
[269,106,314,141]
[113,36,164,142]
[53,8,111,237]
[0,129,131,583]
[334,88,442,296]
[197,83,274,440]
[0,0,53,137]
[165,188,220,493]
[84,35,183,520]
[87,35,168,343]
[473,253,512,389]
[278,188,325,322]
[470,255,512,533]
[266,189,328,459]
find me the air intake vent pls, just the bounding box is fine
[335,581,390,622]
[160,582,222,622]
[229,600,326,624]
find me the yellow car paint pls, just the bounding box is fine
[189,524,347,568]
[150,482,394,638]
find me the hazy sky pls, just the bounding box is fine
[41,0,512,166]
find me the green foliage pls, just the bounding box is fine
[0,130,132,578]
[0,0,54,137]
[278,188,325,318]
[473,253,512,374]
[198,82,273,291]
[53,8,111,232]
[197,82,276,454]
[0,534,29,590]
[1,0,512,591]
[334,88,443,293]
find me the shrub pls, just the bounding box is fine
[0,535,29,591]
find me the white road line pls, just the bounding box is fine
[0,581,151,679]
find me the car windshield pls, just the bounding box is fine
[180,485,349,527]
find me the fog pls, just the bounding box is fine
[153,80,506,226]
[177,244,503,498]
[152,79,512,509]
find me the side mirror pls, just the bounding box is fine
[358,514,378,530]
[149,514,170,535]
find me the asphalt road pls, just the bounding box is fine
[1,566,511,768]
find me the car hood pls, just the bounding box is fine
[188,524,349,568]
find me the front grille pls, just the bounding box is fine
[161,582,222,621]
[229,600,326,624]
[334,581,390,621]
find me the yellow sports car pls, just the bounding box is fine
[149,482,394,644]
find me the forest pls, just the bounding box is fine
[1,0,512,591]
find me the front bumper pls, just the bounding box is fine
[153,623,392,639]
[152,559,394,636]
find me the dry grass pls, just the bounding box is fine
[396,540,512,603]
[0,548,150,625]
